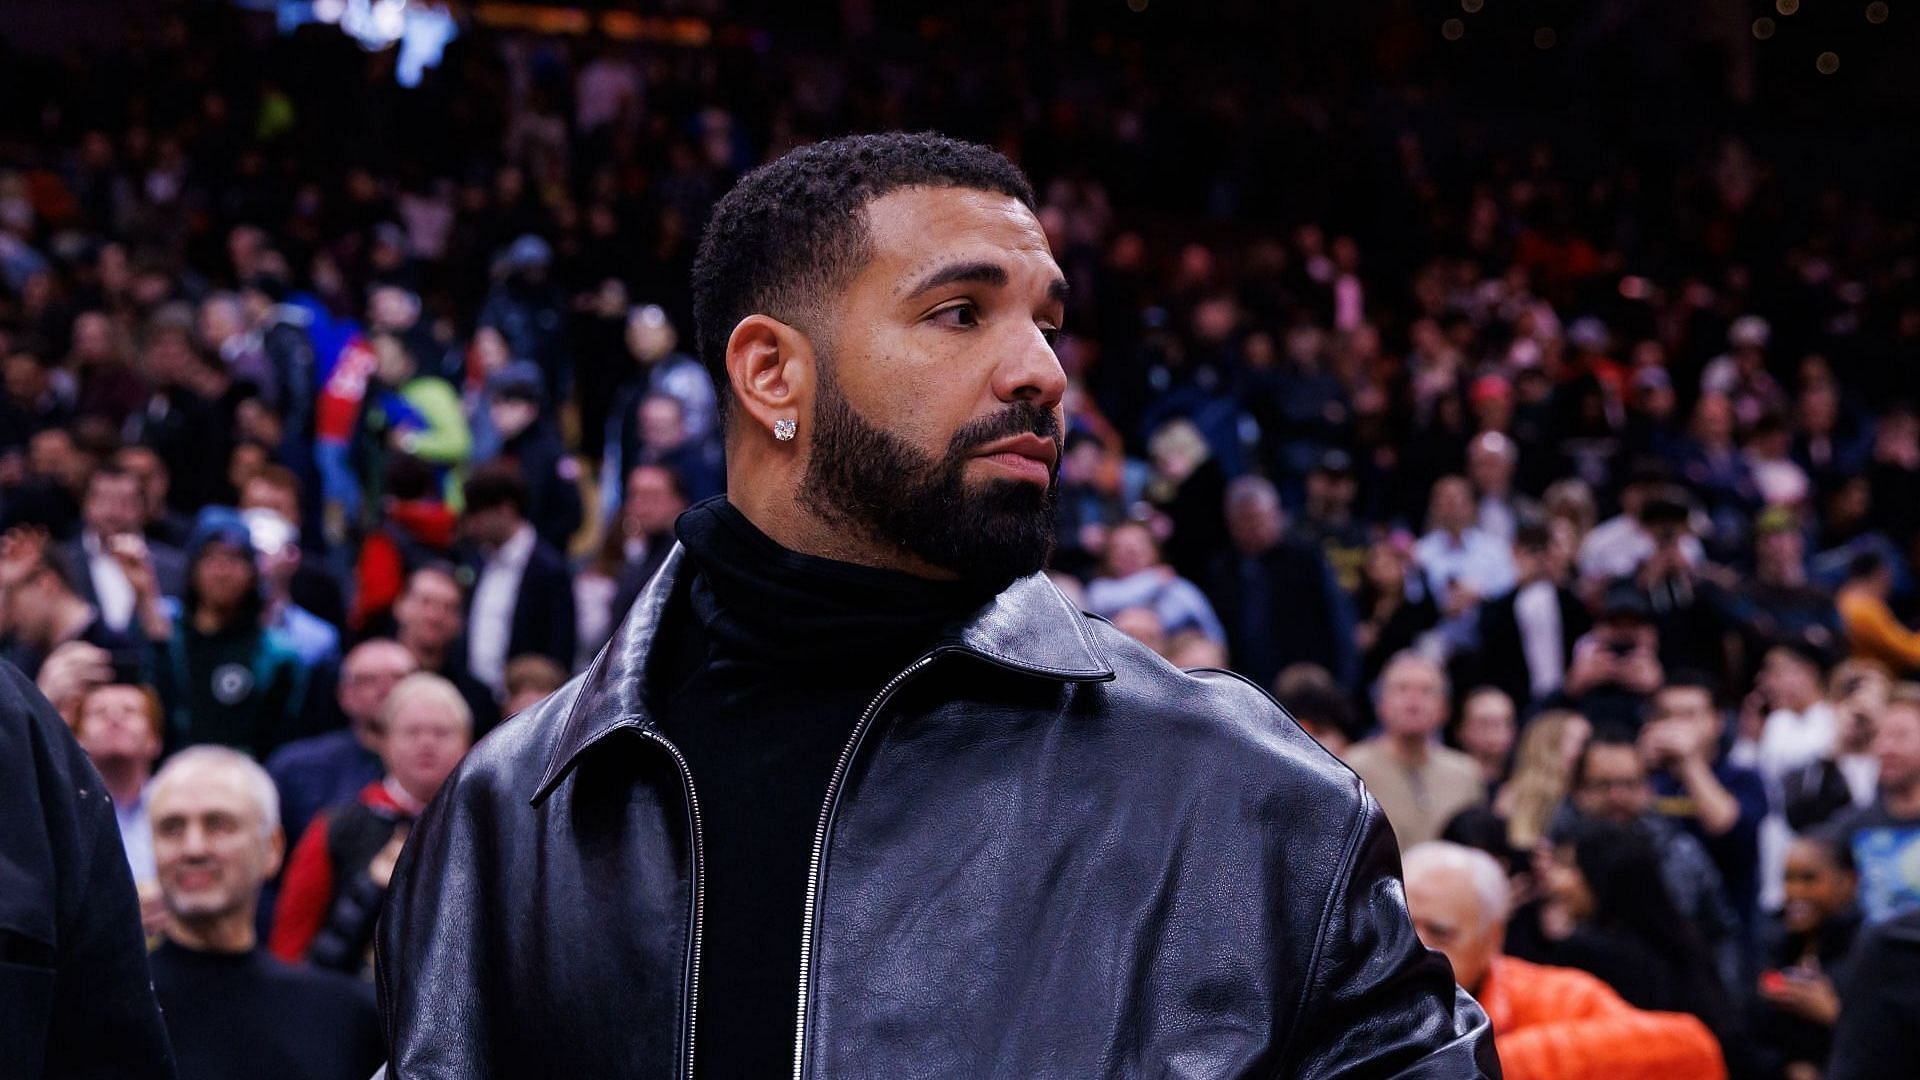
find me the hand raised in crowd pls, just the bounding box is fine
[1759,967,1840,1027]
[109,534,175,641]
[35,640,114,719]
[1639,717,1705,768]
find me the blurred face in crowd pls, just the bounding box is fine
[1539,845,1595,922]
[1651,684,1721,745]
[196,295,244,351]
[192,542,255,611]
[461,501,521,549]
[74,685,161,770]
[1112,607,1167,658]
[71,311,118,363]
[1761,647,1823,712]
[338,640,419,739]
[1104,522,1159,578]
[383,685,472,804]
[1780,838,1857,935]
[4,352,49,402]
[151,760,282,927]
[624,465,686,537]
[1466,437,1514,498]
[1876,701,1920,794]
[29,429,83,489]
[84,470,144,537]
[1305,469,1356,518]
[1572,742,1650,824]
[1225,488,1284,555]
[115,446,170,520]
[1378,656,1447,740]
[741,185,1065,590]
[1405,863,1501,994]
[1428,476,1475,534]
[1755,527,1804,582]
[1456,690,1515,777]
[395,569,465,654]
[239,476,300,526]
[489,395,539,441]
[639,395,687,451]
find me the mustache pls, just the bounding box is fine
[948,401,1063,458]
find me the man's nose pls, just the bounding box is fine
[992,325,1067,409]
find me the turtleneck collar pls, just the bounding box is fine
[673,497,993,668]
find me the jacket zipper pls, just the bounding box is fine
[792,652,941,1080]
[642,728,706,1080]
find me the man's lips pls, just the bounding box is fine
[970,434,1058,486]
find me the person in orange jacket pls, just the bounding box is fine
[1836,550,1920,675]
[1404,840,1727,1080]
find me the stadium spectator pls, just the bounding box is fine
[1641,674,1768,929]
[1466,519,1588,710]
[265,638,418,855]
[1752,832,1862,1080]
[1346,651,1484,850]
[1205,475,1355,690]
[135,510,308,760]
[502,653,567,717]
[147,745,384,1080]
[1829,686,1920,925]
[1403,840,1725,1080]
[458,463,576,699]
[271,672,472,972]
[1085,519,1225,647]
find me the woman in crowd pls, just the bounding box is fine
[1752,832,1862,1080]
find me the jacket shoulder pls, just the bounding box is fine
[436,674,581,809]
[1074,614,1367,813]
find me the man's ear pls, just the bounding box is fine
[724,314,815,441]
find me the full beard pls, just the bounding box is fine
[798,362,1060,593]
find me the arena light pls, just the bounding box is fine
[275,0,457,87]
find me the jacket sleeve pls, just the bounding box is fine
[1,660,176,1080]
[1283,793,1501,1079]
[1495,965,1724,1080]
[377,760,500,1078]
[269,813,336,963]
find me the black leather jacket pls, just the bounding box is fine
[377,550,1497,1078]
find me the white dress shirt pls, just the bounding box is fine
[83,530,136,631]
[468,523,537,696]
[1512,579,1565,699]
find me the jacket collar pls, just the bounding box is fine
[532,544,1114,805]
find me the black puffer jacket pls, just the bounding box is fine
[377,550,1496,1078]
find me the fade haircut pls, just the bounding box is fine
[689,131,1037,427]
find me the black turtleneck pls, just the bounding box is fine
[657,498,989,1077]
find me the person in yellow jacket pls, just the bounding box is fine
[1836,550,1920,675]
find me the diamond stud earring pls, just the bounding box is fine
[773,418,797,441]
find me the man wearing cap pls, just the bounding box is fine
[1295,448,1371,593]
[1730,507,1844,677]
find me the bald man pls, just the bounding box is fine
[146,746,383,1080]
[266,639,418,851]
[1403,841,1725,1080]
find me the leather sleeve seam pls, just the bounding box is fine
[1272,780,1372,1073]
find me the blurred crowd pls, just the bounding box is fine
[4,3,1920,1079]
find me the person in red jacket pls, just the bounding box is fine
[1403,840,1726,1080]
[270,672,471,973]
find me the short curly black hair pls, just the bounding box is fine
[690,131,1037,426]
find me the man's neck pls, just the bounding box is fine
[723,489,956,581]
[94,758,149,808]
[404,635,446,671]
[1387,731,1432,766]
[167,910,257,954]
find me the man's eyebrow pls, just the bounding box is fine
[903,260,1007,298]
[901,260,1071,306]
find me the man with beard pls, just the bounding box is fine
[379,132,1494,1078]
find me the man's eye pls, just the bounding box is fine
[1040,326,1062,347]
[932,303,979,328]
